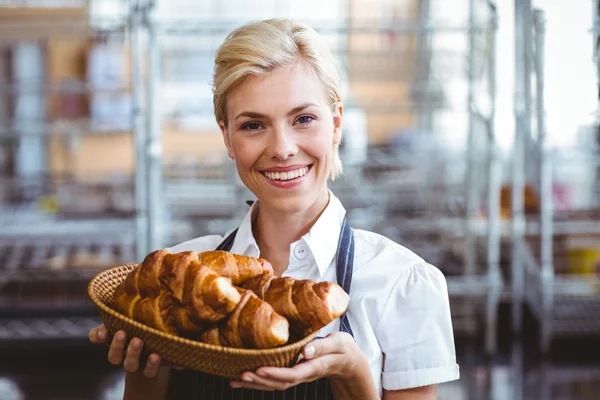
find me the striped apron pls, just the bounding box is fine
[167,217,355,400]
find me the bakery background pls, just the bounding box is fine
[0,0,598,399]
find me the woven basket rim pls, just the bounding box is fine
[88,264,319,356]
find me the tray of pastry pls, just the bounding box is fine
[0,239,135,282]
[89,250,349,379]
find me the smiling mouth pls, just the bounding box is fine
[261,165,311,181]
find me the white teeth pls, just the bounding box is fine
[264,166,309,181]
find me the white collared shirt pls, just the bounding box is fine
[169,191,460,395]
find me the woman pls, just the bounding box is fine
[89,18,459,399]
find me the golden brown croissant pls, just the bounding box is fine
[181,259,242,327]
[131,250,271,301]
[131,292,179,335]
[198,290,289,349]
[110,285,138,317]
[242,275,350,337]
[197,251,274,285]
[110,250,243,336]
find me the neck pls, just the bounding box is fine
[253,189,330,275]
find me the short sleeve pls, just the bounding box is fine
[375,262,460,390]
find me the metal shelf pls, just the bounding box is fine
[1,268,113,283]
[0,238,128,341]
[522,239,600,339]
[0,317,101,340]
[525,365,600,386]
[0,214,135,238]
[439,216,600,238]
[152,19,493,36]
[0,82,130,96]
[511,4,600,351]
[0,118,132,138]
[446,275,499,297]
[0,236,135,283]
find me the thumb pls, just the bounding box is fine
[303,332,351,360]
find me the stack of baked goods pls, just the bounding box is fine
[109,250,350,349]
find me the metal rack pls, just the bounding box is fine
[512,1,600,352]
[0,1,138,340]
[0,214,135,339]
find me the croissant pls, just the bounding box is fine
[110,250,243,335]
[242,275,350,337]
[198,290,289,349]
[131,292,179,335]
[132,250,272,300]
[180,259,242,327]
[197,251,274,285]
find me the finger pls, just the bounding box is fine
[303,332,351,360]
[230,373,280,391]
[107,331,128,365]
[240,369,301,391]
[89,325,107,344]
[166,363,185,371]
[142,354,162,378]
[123,338,144,372]
[230,381,275,391]
[96,325,109,343]
[257,354,341,383]
[88,326,98,343]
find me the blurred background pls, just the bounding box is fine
[0,0,598,399]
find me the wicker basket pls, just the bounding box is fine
[88,264,319,379]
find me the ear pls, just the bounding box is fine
[219,121,235,160]
[332,102,343,145]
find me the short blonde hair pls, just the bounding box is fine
[213,19,343,181]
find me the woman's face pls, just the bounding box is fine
[220,65,342,214]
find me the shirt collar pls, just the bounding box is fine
[228,190,347,277]
[300,190,346,277]
[229,201,260,257]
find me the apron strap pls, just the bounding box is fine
[335,218,354,337]
[216,228,238,251]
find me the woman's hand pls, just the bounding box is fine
[89,324,178,378]
[230,332,372,393]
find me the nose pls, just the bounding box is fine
[268,125,298,161]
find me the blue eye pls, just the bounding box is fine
[297,115,315,125]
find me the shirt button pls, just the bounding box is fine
[293,243,309,260]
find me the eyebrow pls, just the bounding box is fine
[234,103,318,121]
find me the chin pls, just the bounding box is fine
[257,188,324,215]
[267,193,315,213]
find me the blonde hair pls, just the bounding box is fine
[213,19,343,181]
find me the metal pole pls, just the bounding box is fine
[511,339,524,400]
[416,0,433,133]
[486,5,501,356]
[464,0,478,277]
[131,0,149,262]
[0,49,8,126]
[534,9,553,354]
[539,359,552,400]
[512,0,528,333]
[416,0,435,213]
[595,0,600,101]
[146,3,163,252]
